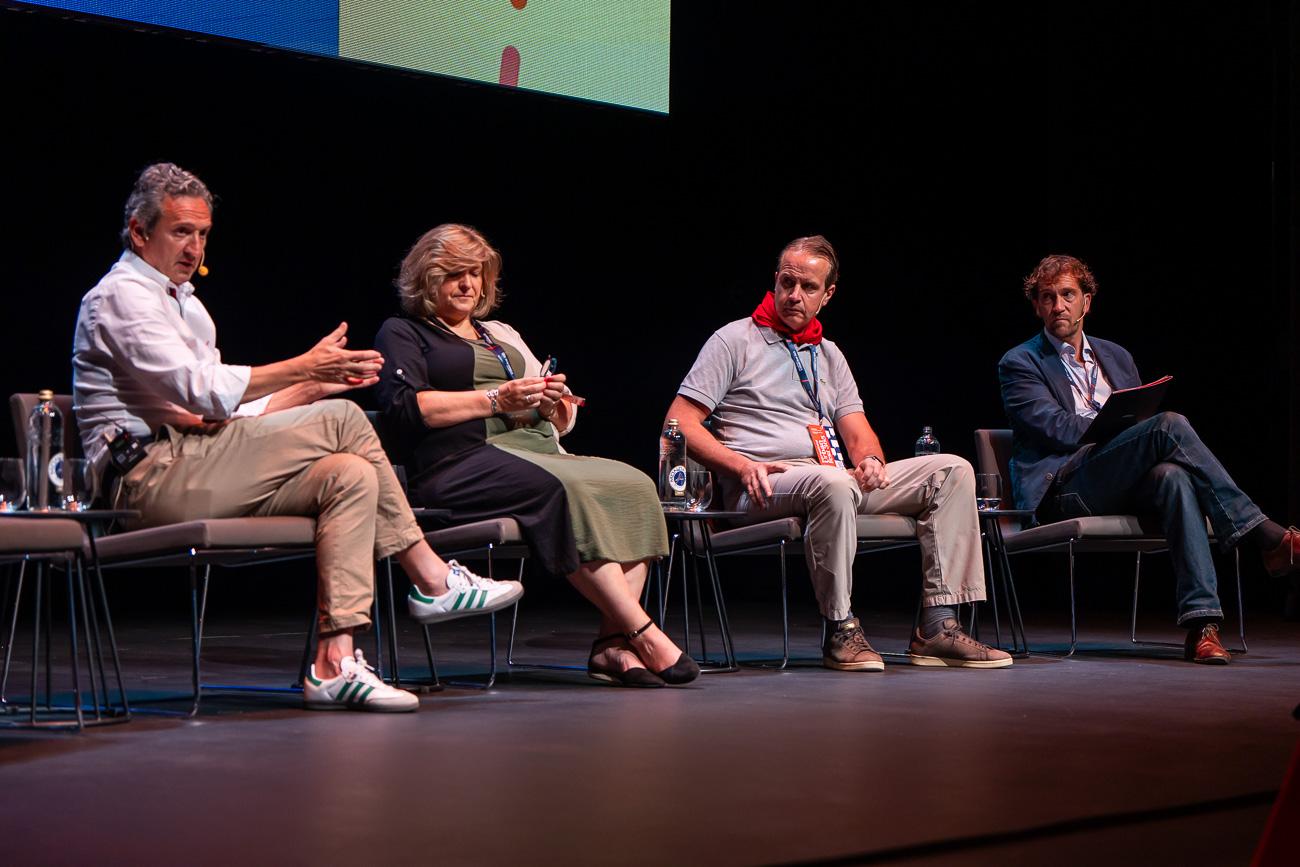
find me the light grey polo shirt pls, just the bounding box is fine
[677,318,865,464]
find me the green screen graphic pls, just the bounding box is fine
[340,0,669,113]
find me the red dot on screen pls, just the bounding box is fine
[511,0,526,9]
[499,47,520,87]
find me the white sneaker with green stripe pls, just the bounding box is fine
[303,649,418,713]
[407,559,524,624]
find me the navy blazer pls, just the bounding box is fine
[997,332,1142,511]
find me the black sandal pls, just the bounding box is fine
[587,633,664,688]
[626,620,701,685]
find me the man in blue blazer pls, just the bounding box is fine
[998,255,1298,664]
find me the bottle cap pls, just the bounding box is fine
[668,418,679,425]
[38,389,54,400]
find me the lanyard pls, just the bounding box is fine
[422,317,518,380]
[784,341,827,423]
[472,322,517,380]
[1062,349,1102,412]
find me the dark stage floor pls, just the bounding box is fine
[2,594,1299,866]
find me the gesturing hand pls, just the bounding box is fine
[740,458,793,509]
[303,322,384,387]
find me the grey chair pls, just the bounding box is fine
[972,428,1244,657]
[680,512,920,669]
[93,516,325,714]
[10,394,368,715]
[0,514,128,730]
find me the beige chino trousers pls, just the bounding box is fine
[120,400,424,635]
[729,455,986,621]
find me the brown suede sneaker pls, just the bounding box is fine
[909,619,1013,668]
[1184,622,1231,665]
[822,617,884,671]
[1262,526,1300,578]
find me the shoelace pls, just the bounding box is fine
[448,560,501,590]
[841,627,872,652]
[343,650,383,688]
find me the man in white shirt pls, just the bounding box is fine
[666,235,1011,671]
[73,163,522,711]
[998,254,1299,663]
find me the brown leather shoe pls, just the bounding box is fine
[1262,526,1300,578]
[1184,622,1231,665]
[909,619,1013,668]
[822,617,884,671]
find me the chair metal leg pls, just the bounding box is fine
[1130,551,1143,645]
[29,562,42,723]
[1234,548,1248,652]
[78,562,107,720]
[982,533,1003,649]
[188,558,204,716]
[64,563,86,729]
[1,559,27,707]
[86,544,129,719]
[739,539,790,671]
[384,558,403,687]
[1130,546,1248,655]
[297,614,319,687]
[370,587,384,681]
[1067,542,1078,656]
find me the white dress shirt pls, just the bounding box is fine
[72,250,270,468]
[1042,329,1113,420]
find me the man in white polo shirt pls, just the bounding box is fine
[666,235,1010,671]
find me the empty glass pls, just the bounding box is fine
[975,473,1002,511]
[60,458,99,511]
[684,468,713,512]
[0,458,25,511]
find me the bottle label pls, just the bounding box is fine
[668,465,687,494]
[47,453,64,488]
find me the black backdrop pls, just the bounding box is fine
[2,1,1296,553]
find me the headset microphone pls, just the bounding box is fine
[197,250,209,277]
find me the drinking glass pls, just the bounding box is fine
[685,468,713,512]
[60,458,99,512]
[975,473,1002,511]
[0,458,25,511]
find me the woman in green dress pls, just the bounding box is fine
[375,224,698,687]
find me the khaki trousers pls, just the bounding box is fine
[729,455,986,620]
[120,400,424,634]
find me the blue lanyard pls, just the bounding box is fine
[473,322,517,380]
[1063,350,1101,412]
[422,317,518,380]
[784,341,827,423]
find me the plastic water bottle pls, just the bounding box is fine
[914,425,940,457]
[658,419,687,511]
[27,390,64,511]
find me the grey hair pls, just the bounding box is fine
[120,163,215,249]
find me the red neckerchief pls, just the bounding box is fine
[751,291,823,345]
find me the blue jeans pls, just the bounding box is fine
[1037,412,1266,624]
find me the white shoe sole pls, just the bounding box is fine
[303,699,418,712]
[908,653,1012,668]
[822,657,885,672]
[408,582,524,624]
